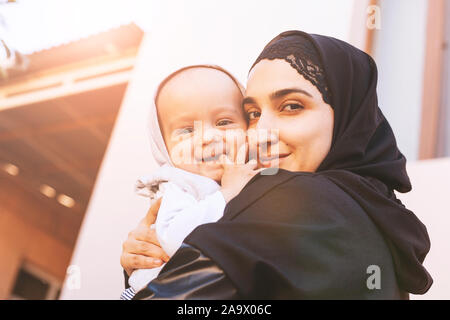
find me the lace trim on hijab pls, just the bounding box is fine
[251,37,331,106]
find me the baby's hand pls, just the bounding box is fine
[220,157,263,203]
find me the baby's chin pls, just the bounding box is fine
[175,162,224,184]
[199,164,224,184]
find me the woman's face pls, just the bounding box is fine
[244,59,334,172]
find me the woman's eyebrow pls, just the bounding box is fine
[242,96,257,106]
[242,87,313,106]
[270,88,312,100]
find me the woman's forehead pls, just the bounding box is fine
[246,59,319,99]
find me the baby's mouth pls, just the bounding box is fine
[195,149,224,163]
[202,153,222,162]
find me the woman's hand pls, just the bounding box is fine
[120,198,171,276]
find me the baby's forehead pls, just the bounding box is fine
[159,67,242,97]
[155,67,246,126]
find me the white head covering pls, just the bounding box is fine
[147,64,245,167]
[148,92,173,167]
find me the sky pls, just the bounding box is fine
[0,0,149,54]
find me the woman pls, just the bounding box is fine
[121,30,432,299]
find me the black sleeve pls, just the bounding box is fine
[134,243,240,300]
[123,269,130,289]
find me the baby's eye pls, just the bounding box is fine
[247,110,261,120]
[281,103,304,112]
[176,127,194,135]
[216,119,233,127]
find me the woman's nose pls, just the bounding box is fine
[257,130,279,152]
[255,112,279,145]
[256,110,274,130]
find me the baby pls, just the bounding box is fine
[120,65,260,300]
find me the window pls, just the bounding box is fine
[9,263,61,300]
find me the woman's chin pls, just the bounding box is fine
[259,159,279,168]
[259,154,292,170]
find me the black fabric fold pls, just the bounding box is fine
[136,244,240,300]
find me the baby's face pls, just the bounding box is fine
[157,68,247,183]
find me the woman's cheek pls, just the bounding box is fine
[281,118,311,145]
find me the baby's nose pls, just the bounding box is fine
[202,127,223,145]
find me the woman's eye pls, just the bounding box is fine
[247,111,261,120]
[216,119,233,126]
[281,103,304,112]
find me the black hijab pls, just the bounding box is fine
[251,30,412,192]
[249,30,432,294]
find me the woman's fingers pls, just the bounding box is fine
[120,252,164,275]
[131,224,160,246]
[124,224,171,261]
[124,238,170,262]
[142,197,162,227]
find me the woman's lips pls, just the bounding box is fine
[259,153,291,167]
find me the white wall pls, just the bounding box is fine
[59,0,355,299]
[373,0,428,161]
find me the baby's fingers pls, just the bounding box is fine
[235,142,249,165]
[219,154,233,166]
[246,159,258,169]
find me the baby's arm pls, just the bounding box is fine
[155,182,226,257]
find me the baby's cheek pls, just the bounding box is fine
[201,166,224,184]
[167,138,195,167]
